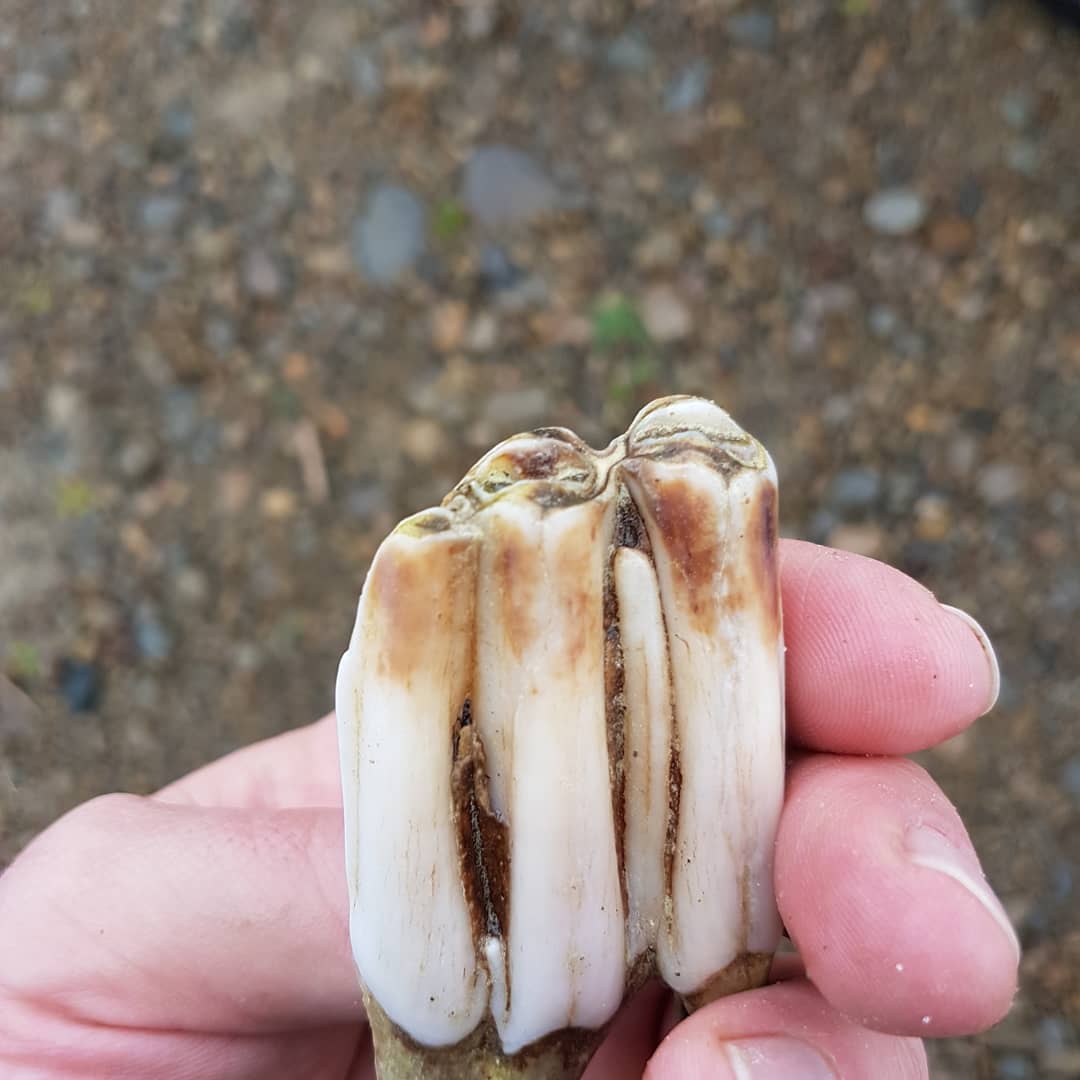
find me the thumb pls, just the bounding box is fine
[644,980,928,1079]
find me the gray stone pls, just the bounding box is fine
[463,146,561,230]
[606,30,654,72]
[665,59,710,113]
[162,387,200,444]
[133,603,173,662]
[1006,139,1040,176]
[862,188,927,236]
[1061,758,1080,800]
[9,70,51,107]
[827,468,883,511]
[702,208,735,239]
[726,10,776,51]
[351,184,427,284]
[479,245,523,291]
[1000,90,1034,130]
[348,48,383,99]
[868,304,900,339]
[156,99,195,156]
[118,439,158,481]
[42,189,80,235]
[203,314,236,355]
[346,481,389,522]
[242,247,290,301]
[138,193,185,234]
[976,462,1027,504]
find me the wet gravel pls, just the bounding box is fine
[1,2,1078,1074]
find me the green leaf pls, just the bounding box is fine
[591,294,650,351]
[55,477,96,519]
[433,198,469,243]
[6,640,41,681]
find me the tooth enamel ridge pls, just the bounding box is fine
[337,395,785,1074]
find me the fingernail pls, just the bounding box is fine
[905,823,1021,964]
[722,1037,836,1079]
[940,603,1000,715]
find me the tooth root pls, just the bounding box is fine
[480,491,627,1054]
[613,544,673,964]
[335,511,488,1047]
[621,403,785,1002]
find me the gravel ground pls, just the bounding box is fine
[1,2,1078,1075]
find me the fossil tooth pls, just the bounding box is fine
[336,396,785,1078]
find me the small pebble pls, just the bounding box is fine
[352,184,427,284]
[606,30,654,72]
[862,187,927,236]
[665,59,710,112]
[138,193,185,234]
[928,216,975,258]
[976,462,1027,505]
[57,658,102,712]
[133,604,173,662]
[999,89,1034,130]
[726,10,776,51]
[641,285,693,343]
[118,439,159,481]
[402,418,447,465]
[827,467,883,511]
[9,70,52,107]
[1006,140,1040,177]
[431,301,469,353]
[463,146,561,230]
[479,245,523,291]
[242,247,290,301]
[260,487,297,519]
[1061,758,1080,801]
[348,47,383,100]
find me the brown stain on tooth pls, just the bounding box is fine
[452,709,511,948]
[365,534,476,684]
[550,508,606,666]
[623,463,721,636]
[489,516,540,661]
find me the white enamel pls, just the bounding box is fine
[614,545,673,963]
[487,494,626,1053]
[336,523,488,1046]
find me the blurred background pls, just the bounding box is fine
[1,1,1077,1075]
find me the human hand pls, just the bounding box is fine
[0,540,1018,1079]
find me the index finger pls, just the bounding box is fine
[781,539,999,754]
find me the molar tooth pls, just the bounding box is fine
[335,511,487,1047]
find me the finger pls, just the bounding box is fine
[0,794,360,1033]
[776,755,1020,1037]
[155,714,342,808]
[585,980,670,1079]
[779,539,1000,754]
[644,979,927,1079]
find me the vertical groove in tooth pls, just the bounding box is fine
[335,514,488,1047]
[613,542,673,964]
[489,493,626,1054]
[620,405,784,1001]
